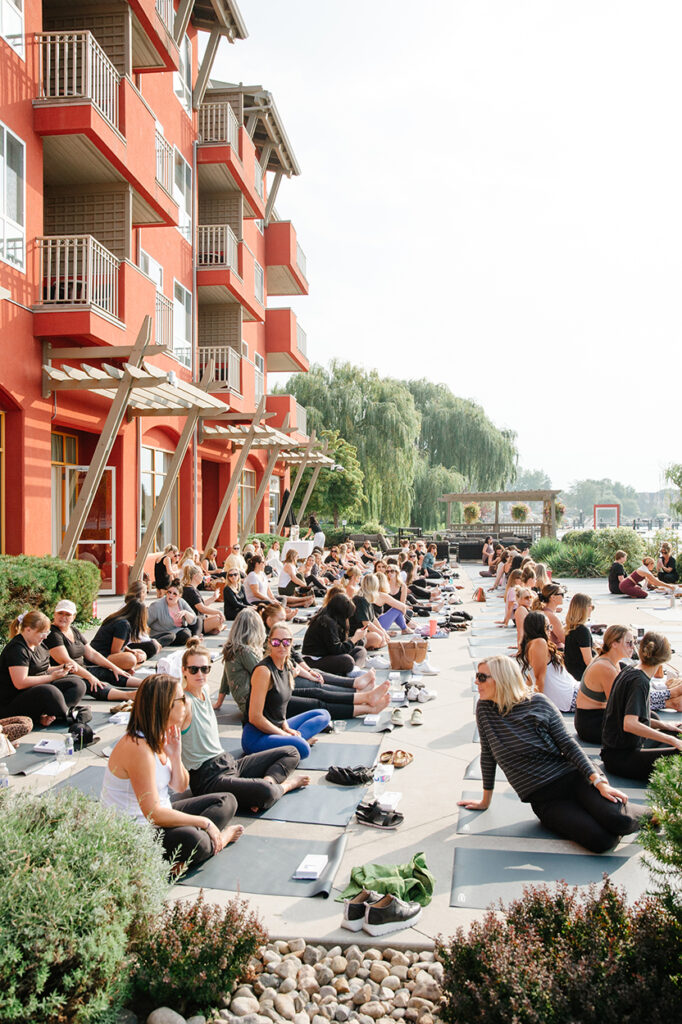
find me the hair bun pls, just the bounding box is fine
[185,637,201,649]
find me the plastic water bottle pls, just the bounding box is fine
[0,763,9,790]
[64,734,75,758]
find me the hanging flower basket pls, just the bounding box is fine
[511,503,530,523]
[555,501,566,524]
[463,502,481,524]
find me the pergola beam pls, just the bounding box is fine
[276,431,316,536]
[204,396,266,551]
[239,444,282,545]
[46,344,171,360]
[295,439,329,523]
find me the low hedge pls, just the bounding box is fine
[530,527,646,578]
[0,555,101,644]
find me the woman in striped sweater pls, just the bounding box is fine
[458,655,648,853]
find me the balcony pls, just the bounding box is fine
[196,229,265,323]
[37,235,120,320]
[266,394,309,440]
[155,291,173,350]
[198,345,241,393]
[129,0,180,72]
[34,32,178,227]
[295,402,307,438]
[265,220,309,296]
[264,307,309,372]
[197,101,266,219]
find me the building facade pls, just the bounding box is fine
[0,0,320,592]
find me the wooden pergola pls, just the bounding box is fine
[440,489,563,539]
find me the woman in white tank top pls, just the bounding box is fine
[518,611,579,713]
[101,672,242,869]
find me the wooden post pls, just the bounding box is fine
[276,432,316,536]
[550,496,557,539]
[295,439,329,523]
[58,317,152,562]
[495,500,500,536]
[239,445,282,545]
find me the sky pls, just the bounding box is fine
[209,1,682,494]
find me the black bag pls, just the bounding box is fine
[67,705,92,726]
[68,722,99,749]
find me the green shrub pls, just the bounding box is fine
[0,555,101,645]
[644,530,681,561]
[552,542,603,578]
[529,537,563,563]
[436,878,682,1024]
[130,891,267,1016]
[358,520,386,535]
[245,532,278,554]
[640,755,682,920]
[593,526,645,571]
[562,529,598,545]
[0,788,168,1024]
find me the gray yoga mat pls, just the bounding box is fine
[304,740,381,771]
[9,742,57,775]
[457,789,554,840]
[45,710,111,731]
[450,846,647,909]
[464,755,508,782]
[258,780,368,825]
[177,832,348,898]
[53,764,105,797]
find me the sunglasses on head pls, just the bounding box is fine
[270,637,292,648]
[185,665,210,675]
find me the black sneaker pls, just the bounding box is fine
[341,889,382,931]
[363,893,422,936]
[325,765,374,786]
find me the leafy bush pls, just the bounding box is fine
[437,878,682,1024]
[562,529,598,545]
[529,537,563,563]
[644,529,681,561]
[551,542,603,578]
[593,526,645,570]
[358,519,386,535]
[130,892,267,1016]
[0,788,168,1024]
[640,754,682,919]
[0,555,101,644]
[245,533,278,554]
[531,527,646,579]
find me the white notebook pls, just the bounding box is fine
[293,854,328,880]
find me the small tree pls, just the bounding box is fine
[666,464,682,519]
[297,429,364,529]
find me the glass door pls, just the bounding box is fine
[64,466,116,594]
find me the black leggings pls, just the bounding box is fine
[303,647,366,676]
[189,747,300,811]
[529,770,647,853]
[574,707,604,745]
[305,575,328,597]
[0,675,87,728]
[153,621,201,648]
[288,690,356,719]
[409,583,432,601]
[159,792,236,865]
[128,640,160,659]
[601,744,679,782]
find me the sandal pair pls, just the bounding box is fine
[355,800,404,829]
[379,750,414,769]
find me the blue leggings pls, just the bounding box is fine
[378,606,408,630]
[241,708,331,759]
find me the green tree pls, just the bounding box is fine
[564,478,640,519]
[509,466,552,490]
[297,429,364,529]
[411,459,466,531]
[666,465,682,519]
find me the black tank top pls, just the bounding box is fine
[154,556,171,590]
[247,655,293,727]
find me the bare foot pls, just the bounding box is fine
[308,736,319,746]
[40,714,56,727]
[280,773,311,794]
[221,824,244,847]
[353,668,377,691]
[367,690,390,711]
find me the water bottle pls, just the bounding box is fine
[0,763,9,790]
[64,734,75,758]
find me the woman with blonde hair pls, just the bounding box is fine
[277,549,316,608]
[351,574,390,651]
[181,565,226,635]
[513,587,534,649]
[619,556,678,599]
[563,593,596,681]
[498,569,523,627]
[459,655,647,853]
[533,562,550,591]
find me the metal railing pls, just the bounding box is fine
[155,0,174,33]
[36,31,120,131]
[172,342,192,368]
[254,366,264,402]
[296,322,307,358]
[197,224,239,272]
[155,290,173,350]
[295,402,307,437]
[198,346,241,391]
[38,235,119,318]
[296,241,307,279]
[198,101,240,150]
[254,159,264,199]
[155,130,173,195]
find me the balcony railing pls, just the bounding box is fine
[296,242,307,279]
[38,235,120,319]
[155,290,173,350]
[198,101,239,150]
[155,130,173,195]
[254,366,264,402]
[172,342,192,368]
[197,224,239,272]
[36,31,120,132]
[254,160,264,199]
[295,402,307,437]
[198,345,241,391]
[296,322,307,358]
[155,0,174,33]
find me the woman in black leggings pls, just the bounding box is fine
[601,632,682,781]
[301,593,368,676]
[0,610,86,728]
[460,655,647,853]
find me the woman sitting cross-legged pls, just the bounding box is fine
[574,625,636,744]
[657,542,679,585]
[277,549,316,608]
[45,600,139,702]
[563,593,596,681]
[223,567,250,621]
[181,565,226,635]
[90,597,158,673]
[101,673,242,870]
[351,574,391,650]
[518,611,579,712]
[179,638,310,813]
[459,655,648,853]
[242,622,332,759]
[601,631,682,781]
[0,610,86,728]
[301,593,369,676]
[147,579,200,647]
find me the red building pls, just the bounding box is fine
[0,0,324,592]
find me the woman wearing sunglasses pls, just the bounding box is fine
[223,568,250,621]
[179,639,310,812]
[242,622,331,759]
[459,656,647,853]
[101,672,242,869]
[574,626,639,744]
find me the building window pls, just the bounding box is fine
[173,148,192,243]
[140,446,178,552]
[51,431,79,554]
[254,351,264,402]
[254,219,264,234]
[0,0,24,59]
[0,122,25,270]
[237,468,256,535]
[174,35,192,115]
[139,248,163,288]
[268,476,280,533]
[254,261,264,304]
[173,280,192,367]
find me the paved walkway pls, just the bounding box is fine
[12,567,680,946]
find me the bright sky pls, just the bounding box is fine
[210,1,682,493]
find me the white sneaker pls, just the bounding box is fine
[406,686,422,702]
[420,659,440,676]
[417,688,437,702]
[368,655,390,670]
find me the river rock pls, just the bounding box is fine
[312,1016,329,1024]
[279,979,297,995]
[426,964,443,983]
[352,985,372,1007]
[331,956,347,975]
[406,999,432,1013]
[147,1012,186,1024]
[344,945,363,962]
[359,1004,385,1020]
[299,974,321,996]
[382,977,400,993]
[315,966,335,987]
[117,1012,138,1024]
[369,963,389,985]
[334,1007,351,1023]
[389,966,408,982]
[231,1000,261,1018]
[390,953,409,968]
[276,961,300,981]
[187,1017,206,1024]
[345,961,360,980]
[292,1013,310,1024]
[274,995,296,1021]
[234,989,256,1001]
[289,938,306,954]
[411,974,440,1003]
[260,989,278,1004]
[393,993,409,1010]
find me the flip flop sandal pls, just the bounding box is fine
[355,801,404,829]
[379,750,394,764]
[410,708,424,726]
[392,750,413,769]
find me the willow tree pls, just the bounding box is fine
[412,459,466,531]
[407,379,517,489]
